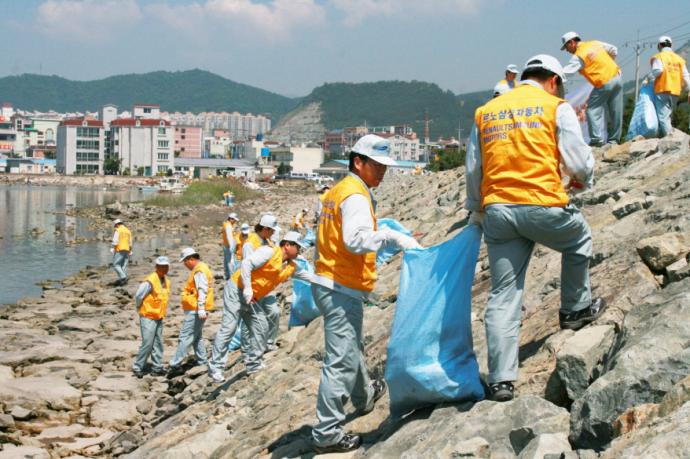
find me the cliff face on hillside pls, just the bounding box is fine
[1,132,689,458]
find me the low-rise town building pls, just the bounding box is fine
[56,118,105,174]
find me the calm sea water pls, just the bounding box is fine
[0,184,184,305]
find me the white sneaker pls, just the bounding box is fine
[209,371,225,383]
[246,362,267,375]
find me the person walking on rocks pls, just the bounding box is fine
[465,54,606,403]
[315,185,330,225]
[561,31,623,146]
[644,36,690,137]
[169,247,215,374]
[132,256,171,378]
[222,212,240,279]
[208,231,312,382]
[241,214,283,353]
[311,134,422,453]
[111,219,132,286]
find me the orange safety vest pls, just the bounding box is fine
[574,40,620,88]
[475,84,568,208]
[231,246,296,301]
[221,221,234,247]
[139,272,170,320]
[235,233,248,261]
[315,175,378,292]
[497,79,516,89]
[114,225,131,252]
[652,50,686,97]
[181,262,215,311]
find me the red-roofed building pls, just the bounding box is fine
[57,117,105,174]
[110,108,174,176]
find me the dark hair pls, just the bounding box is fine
[348,152,369,172]
[520,67,562,86]
[187,254,200,261]
[254,224,264,233]
[279,240,298,248]
[659,41,672,49]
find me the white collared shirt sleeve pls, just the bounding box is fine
[464,123,483,212]
[683,60,690,89]
[563,54,583,75]
[240,246,274,290]
[340,194,389,254]
[225,224,235,251]
[134,281,151,308]
[600,41,618,58]
[242,241,254,259]
[650,57,664,80]
[493,81,510,96]
[292,263,316,283]
[194,271,208,311]
[557,103,594,187]
[111,230,119,247]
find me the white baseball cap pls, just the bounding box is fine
[561,31,580,50]
[658,35,672,46]
[524,54,567,82]
[506,64,519,74]
[302,208,309,212]
[258,214,279,230]
[281,230,307,249]
[240,223,250,234]
[155,256,170,266]
[351,134,397,166]
[178,247,199,262]
[228,212,238,221]
[113,219,123,226]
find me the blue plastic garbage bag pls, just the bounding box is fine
[288,258,321,328]
[227,320,244,351]
[377,218,413,266]
[385,225,485,417]
[303,228,316,247]
[626,83,659,140]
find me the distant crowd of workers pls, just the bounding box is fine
[107,31,689,454]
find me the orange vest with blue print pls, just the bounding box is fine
[652,51,686,96]
[139,272,170,320]
[476,84,568,209]
[231,246,295,300]
[315,175,377,292]
[575,40,620,88]
[181,262,215,311]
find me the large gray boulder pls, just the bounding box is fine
[570,278,690,449]
[362,396,570,458]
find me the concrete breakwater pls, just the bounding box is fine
[1,133,690,457]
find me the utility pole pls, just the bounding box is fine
[624,31,655,103]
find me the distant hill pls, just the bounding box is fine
[0,69,298,118]
[297,81,491,140]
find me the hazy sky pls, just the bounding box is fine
[2,0,690,97]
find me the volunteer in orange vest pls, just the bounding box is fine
[310,134,421,454]
[110,219,132,286]
[645,35,690,137]
[314,185,330,224]
[169,247,215,373]
[222,212,239,279]
[493,64,520,97]
[132,256,171,378]
[207,231,312,382]
[465,55,606,403]
[292,208,309,232]
[234,223,252,263]
[239,215,284,353]
[561,31,623,146]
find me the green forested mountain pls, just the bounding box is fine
[0,69,297,117]
[299,81,491,140]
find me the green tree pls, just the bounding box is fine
[427,147,465,172]
[137,166,145,176]
[103,157,121,175]
[166,168,173,177]
[277,162,292,175]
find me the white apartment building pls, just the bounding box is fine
[110,117,174,176]
[267,144,324,174]
[165,111,271,139]
[56,118,105,174]
[379,133,421,162]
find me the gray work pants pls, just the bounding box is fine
[311,284,374,447]
[132,316,164,372]
[222,246,236,280]
[262,294,280,346]
[483,204,592,384]
[170,313,208,367]
[112,251,129,281]
[208,280,242,375]
[653,92,677,137]
[586,74,623,145]
[239,296,269,372]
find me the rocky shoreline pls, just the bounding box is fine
[0,174,156,188]
[1,133,690,458]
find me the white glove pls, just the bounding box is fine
[642,78,649,86]
[197,310,208,320]
[388,231,422,250]
[468,211,485,227]
[243,287,253,304]
[110,248,115,254]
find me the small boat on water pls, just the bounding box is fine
[158,177,187,193]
